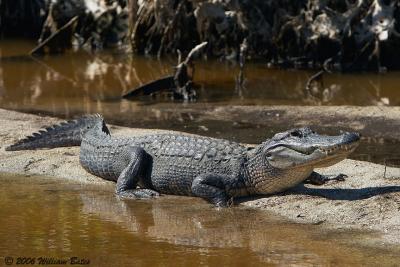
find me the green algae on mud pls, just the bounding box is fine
[0,173,400,267]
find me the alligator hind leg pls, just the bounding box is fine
[191,173,232,207]
[116,147,160,199]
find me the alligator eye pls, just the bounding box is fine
[290,131,302,137]
[266,153,272,157]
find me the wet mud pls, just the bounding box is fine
[1,109,400,248]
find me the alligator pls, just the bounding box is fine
[6,115,360,207]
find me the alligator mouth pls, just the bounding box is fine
[311,142,360,167]
[286,140,360,156]
[317,142,359,155]
[276,142,359,169]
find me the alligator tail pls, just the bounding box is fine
[5,114,105,151]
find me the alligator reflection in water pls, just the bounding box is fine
[79,191,399,266]
[2,174,400,266]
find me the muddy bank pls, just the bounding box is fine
[109,104,400,140]
[104,104,400,163]
[0,109,399,245]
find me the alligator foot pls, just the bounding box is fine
[305,171,348,185]
[191,173,232,207]
[115,146,157,199]
[330,173,348,183]
[118,189,160,199]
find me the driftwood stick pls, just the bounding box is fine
[305,70,324,93]
[239,38,248,70]
[322,57,333,73]
[30,16,79,55]
[38,2,55,43]
[128,0,139,50]
[177,49,182,65]
[123,42,206,100]
[184,41,207,64]
[122,75,175,98]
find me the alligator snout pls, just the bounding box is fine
[318,132,360,155]
[342,132,361,144]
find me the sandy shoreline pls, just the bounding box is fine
[1,108,399,246]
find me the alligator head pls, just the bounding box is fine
[246,127,360,194]
[262,127,360,169]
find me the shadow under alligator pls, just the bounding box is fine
[237,183,400,203]
[289,184,400,201]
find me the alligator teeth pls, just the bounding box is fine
[320,144,356,154]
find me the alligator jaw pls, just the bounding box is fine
[318,142,359,155]
[287,139,360,158]
[310,140,359,167]
[263,130,360,170]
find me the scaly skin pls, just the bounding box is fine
[6,115,360,207]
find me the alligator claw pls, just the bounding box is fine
[305,172,348,185]
[305,172,328,185]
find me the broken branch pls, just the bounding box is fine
[30,16,79,55]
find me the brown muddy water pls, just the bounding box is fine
[0,173,399,267]
[1,40,400,107]
[1,41,400,165]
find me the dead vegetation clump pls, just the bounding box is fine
[132,0,400,71]
[1,0,400,71]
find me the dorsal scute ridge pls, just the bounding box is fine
[5,114,103,151]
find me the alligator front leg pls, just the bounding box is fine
[116,147,160,199]
[304,171,347,185]
[191,173,233,207]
